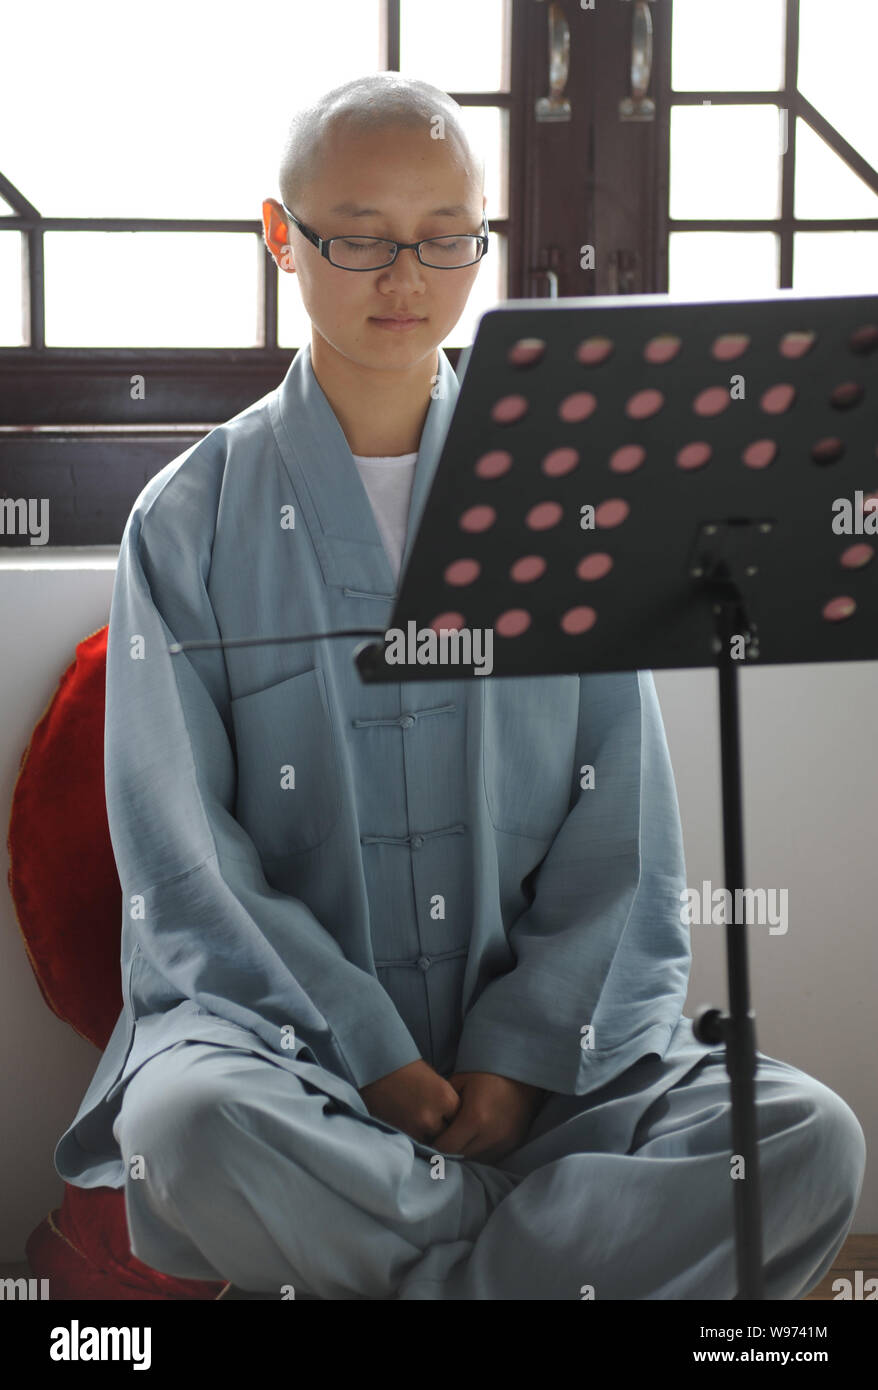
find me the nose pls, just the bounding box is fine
[379,245,427,290]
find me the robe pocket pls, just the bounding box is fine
[481,675,580,840]
[230,666,342,857]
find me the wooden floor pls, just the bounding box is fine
[0,1234,874,1298]
[803,1234,877,1300]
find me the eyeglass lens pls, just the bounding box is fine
[329,236,483,269]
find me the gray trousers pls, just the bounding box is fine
[112,1016,866,1300]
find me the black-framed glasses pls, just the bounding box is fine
[280,200,490,271]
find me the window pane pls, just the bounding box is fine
[277,263,312,352]
[463,107,508,220]
[794,233,878,292]
[1,0,381,218]
[669,233,779,297]
[278,233,507,351]
[448,232,506,348]
[670,106,783,219]
[0,233,25,346]
[672,0,786,91]
[44,232,260,347]
[795,119,878,219]
[400,0,508,91]
[799,0,878,172]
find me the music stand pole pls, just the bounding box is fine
[693,576,766,1300]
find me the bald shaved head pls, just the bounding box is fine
[278,71,485,211]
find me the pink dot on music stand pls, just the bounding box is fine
[850,324,878,355]
[822,596,856,622]
[712,333,750,361]
[526,501,563,530]
[577,553,613,580]
[576,337,614,365]
[559,391,598,423]
[542,447,579,477]
[496,609,531,637]
[779,330,817,359]
[561,606,597,635]
[693,386,731,417]
[644,334,682,364]
[830,381,864,409]
[511,555,547,582]
[626,389,664,419]
[491,394,529,424]
[508,338,546,367]
[676,441,712,471]
[760,383,796,414]
[610,444,646,474]
[743,439,777,469]
[460,504,497,532]
[840,544,874,569]
[811,437,845,465]
[475,450,512,479]
[430,612,466,633]
[595,499,630,528]
[444,559,481,586]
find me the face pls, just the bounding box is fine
[263,122,485,373]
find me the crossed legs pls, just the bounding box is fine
[113,1038,865,1300]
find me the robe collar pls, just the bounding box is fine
[269,341,460,598]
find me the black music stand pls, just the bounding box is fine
[354,290,878,1299]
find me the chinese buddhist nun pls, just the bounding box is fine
[54,72,865,1300]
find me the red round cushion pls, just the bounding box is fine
[25,1185,229,1301]
[10,625,227,1299]
[7,625,121,1050]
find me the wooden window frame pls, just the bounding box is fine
[0,4,522,421]
[663,0,878,288]
[0,0,655,543]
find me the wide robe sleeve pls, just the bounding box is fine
[107,485,423,1093]
[453,669,691,1095]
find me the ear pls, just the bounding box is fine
[262,199,295,274]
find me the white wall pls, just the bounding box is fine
[658,659,878,1232]
[1,555,874,1265]
[0,552,118,1262]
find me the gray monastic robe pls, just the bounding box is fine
[55,340,712,1190]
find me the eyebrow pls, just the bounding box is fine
[328,200,475,218]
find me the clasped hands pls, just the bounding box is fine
[359,1058,545,1164]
